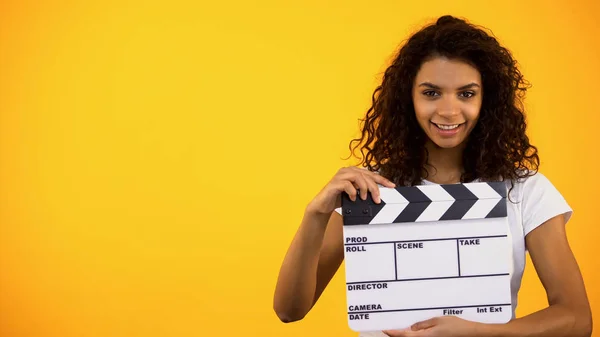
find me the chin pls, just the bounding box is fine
[429,138,465,149]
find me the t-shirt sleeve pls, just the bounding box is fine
[521,173,573,236]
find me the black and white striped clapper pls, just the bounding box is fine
[340,181,512,332]
[341,181,507,226]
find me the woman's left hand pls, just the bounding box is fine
[382,316,488,337]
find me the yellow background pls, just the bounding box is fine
[1,1,598,336]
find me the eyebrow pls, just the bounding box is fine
[418,82,481,90]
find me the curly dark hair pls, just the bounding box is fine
[349,15,539,186]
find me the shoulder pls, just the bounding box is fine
[507,170,573,236]
[507,170,566,202]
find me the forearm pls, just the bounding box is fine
[273,210,331,321]
[482,304,592,337]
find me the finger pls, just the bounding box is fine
[335,170,366,185]
[367,171,396,188]
[363,173,382,203]
[354,175,370,201]
[337,169,389,201]
[350,167,396,188]
[382,329,406,337]
[340,181,357,201]
[411,317,438,331]
[340,173,369,201]
[382,329,422,337]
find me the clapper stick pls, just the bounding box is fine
[340,182,513,332]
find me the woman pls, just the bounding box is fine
[273,15,592,337]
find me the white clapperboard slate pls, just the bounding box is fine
[340,182,512,332]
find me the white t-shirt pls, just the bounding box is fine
[336,172,572,337]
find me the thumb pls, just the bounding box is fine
[411,317,438,331]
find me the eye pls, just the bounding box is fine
[423,90,439,97]
[460,91,476,98]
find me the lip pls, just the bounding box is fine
[431,122,464,137]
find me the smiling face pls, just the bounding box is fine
[412,56,483,149]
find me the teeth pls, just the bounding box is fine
[435,123,459,130]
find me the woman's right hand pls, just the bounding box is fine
[306,166,396,216]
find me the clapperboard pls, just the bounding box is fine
[340,182,512,332]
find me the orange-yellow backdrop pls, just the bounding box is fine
[1,1,598,336]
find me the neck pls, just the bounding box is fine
[423,140,465,184]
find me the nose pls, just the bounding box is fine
[437,96,460,119]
